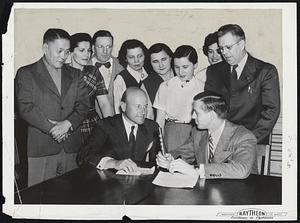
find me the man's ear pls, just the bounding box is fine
[120,101,126,113]
[92,45,95,55]
[193,62,198,70]
[42,43,48,54]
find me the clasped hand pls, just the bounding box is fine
[156,152,198,176]
[49,119,72,143]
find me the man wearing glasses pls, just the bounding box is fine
[204,24,280,165]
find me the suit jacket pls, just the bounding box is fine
[171,120,257,179]
[15,58,90,157]
[205,54,280,144]
[78,114,160,166]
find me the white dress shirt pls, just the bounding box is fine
[91,57,113,89]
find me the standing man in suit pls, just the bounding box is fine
[156,91,257,179]
[91,30,124,116]
[15,28,90,186]
[78,87,160,173]
[205,24,280,145]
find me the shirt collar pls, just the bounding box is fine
[209,120,226,146]
[122,114,138,137]
[127,65,148,82]
[92,56,113,68]
[233,53,248,78]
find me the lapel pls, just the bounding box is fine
[213,120,236,163]
[234,54,259,90]
[221,63,231,91]
[60,65,73,100]
[196,130,209,164]
[136,123,148,155]
[36,58,61,98]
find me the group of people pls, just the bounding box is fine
[15,24,280,187]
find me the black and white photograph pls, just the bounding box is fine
[2,2,297,221]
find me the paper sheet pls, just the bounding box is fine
[152,171,199,188]
[116,166,155,175]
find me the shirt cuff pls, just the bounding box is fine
[198,164,206,178]
[96,157,113,170]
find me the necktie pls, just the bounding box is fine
[208,134,214,163]
[129,126,136,160]
[231,64,238,80]
[95,61,111,69]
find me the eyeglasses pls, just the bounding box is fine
[217,40,241,53]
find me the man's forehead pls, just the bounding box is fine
[95,36,113,44]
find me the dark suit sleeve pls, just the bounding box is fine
[204,130,257,179]
[77,121,110,166]
[66,72,90,130]
[15,68,54,134]
[147,126,160,164]
[253,65,280,143]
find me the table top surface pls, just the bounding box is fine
[15,164,282,205]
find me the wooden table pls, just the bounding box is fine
[15,164,281,205]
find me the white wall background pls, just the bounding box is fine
[14,8,282,88]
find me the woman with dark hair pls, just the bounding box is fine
[113,39,154,119]
[148,43,174,82]
[69,32,113,144]
[196,31,223,83]
[153,45,204,151]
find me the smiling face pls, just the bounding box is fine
[93,36,113,63]
[174,56,196,82]
[218,32,245,66]
[122,89,148,125]
[126,47,145,72]
[72,41,92,67]
[150,50,172,76]
[207,43,222,65]
[43,38,70,68]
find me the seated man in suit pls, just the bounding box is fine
[156,91,258,179]
[78,87,160,173]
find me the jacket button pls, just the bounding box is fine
[61,106,64,110]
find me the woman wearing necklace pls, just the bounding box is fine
[69,33,113,144]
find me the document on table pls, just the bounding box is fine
[152,171,199,188]
[116,166,155,175]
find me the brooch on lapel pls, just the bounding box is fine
[246,76,253,94]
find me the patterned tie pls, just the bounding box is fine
[231,64,238,80]
[208,134,214,163]
[95,61,111,69]
[129,126,136,160]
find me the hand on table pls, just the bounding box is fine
[156,152,174,169]
[109,158,138,173]
[169,158,198,176]
[49,119,72,143]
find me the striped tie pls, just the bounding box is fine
[208,134,214,163]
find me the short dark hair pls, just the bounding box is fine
[193,91,228,119]
[92,30,114,45]
[118,39,148,68]
[173,45,198,65]
[43,28,70,44]
[70,33,92,52]
[217,24,245,41]
[202,31,218,56]
[148,43,173,58]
